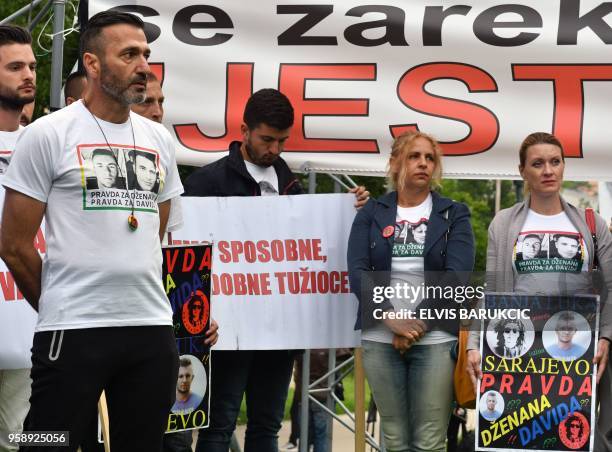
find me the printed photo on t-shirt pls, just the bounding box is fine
[392,218,427,257]
[0,150,12,175]
[77,144,164,213]
[514,231,585,274]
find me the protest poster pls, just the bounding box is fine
[477,293,598,451]
[163,243,213,432]
[170,193,361,350]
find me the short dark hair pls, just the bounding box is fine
[80,11,144,58]
[554,233,579,244]
[523,234,541,242]
[556,311,576,330]
[64,70,87,103]
[0,25,32,48]
[243,88,294,130]
[91,148,115,159]
[133,150,156,164]
[179,357,192,368]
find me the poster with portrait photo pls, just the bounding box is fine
[162,243,213,431]
[476,293,598,452]
[76,144,163,213]
[485,317,535,359]
[514,231,586,274]
[480,390,505,423]
[543,312,591,362]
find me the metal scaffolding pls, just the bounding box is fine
[1,0,67,110]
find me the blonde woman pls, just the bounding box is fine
[348,131,475,451]
[465,132,612,448]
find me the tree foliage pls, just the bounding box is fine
[439,179,518,271]
[1,0,80,119]
[300,172,518,272]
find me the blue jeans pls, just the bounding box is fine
[362,340,456,452]
[195,350,294,452]
[309,402,329,452]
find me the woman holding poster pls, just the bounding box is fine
[348,131,475,451]
[465,132,612,448]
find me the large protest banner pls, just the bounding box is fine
[86,0,612,180]
[477,293,598,451]
[170,194,360,350]
[163,244,213,432]
[0,186,40,369]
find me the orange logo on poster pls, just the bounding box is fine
[559,411,589,450]
[182,290,210,335]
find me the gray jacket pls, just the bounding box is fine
[467,196,612,350]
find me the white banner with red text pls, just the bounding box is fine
[171,194,361,350]
[88,0,612,180]
[0,188,40,369]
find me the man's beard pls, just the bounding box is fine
[100,61,146,106]
[0,84,35,110]
[245,140,277,168]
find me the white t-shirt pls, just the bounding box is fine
[0,126,38,369]
[3,100,184,332]
[0,127,22,176]
[166,196,183,232]
[513,209,591,295]
[244,160,279,196]
[363,194,456,345]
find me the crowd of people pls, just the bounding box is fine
[0,8,611,452]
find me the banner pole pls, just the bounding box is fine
[354,348,366,452]
[98,391,110,452]
[325,349,337,450]
[299,350,310,452]
[495,179,502,213]
[49,0,66,111]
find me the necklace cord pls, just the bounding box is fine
[84,102,139,230]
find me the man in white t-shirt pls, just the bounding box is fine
[0,12,184,451]
[0,24,37,452]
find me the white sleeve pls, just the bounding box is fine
[2,121,56,202]
[157,131,183,203]
[166,196,184,232]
